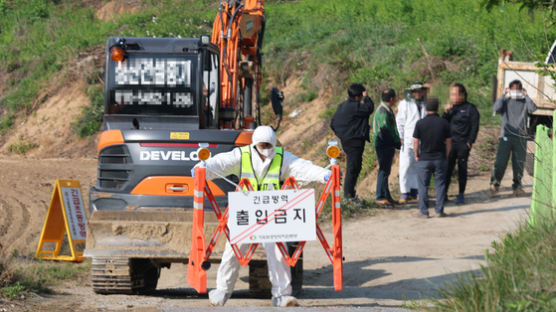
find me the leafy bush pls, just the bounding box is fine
[1,282,25,300]
[73,84,104,137]
[0,114,14,133]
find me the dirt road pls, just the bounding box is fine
[0,157,531,311]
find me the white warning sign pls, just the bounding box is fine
[228,189,316,245]
[61,187,87,241]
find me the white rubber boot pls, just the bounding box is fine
[272,295,298,307]
[208,289,231,306]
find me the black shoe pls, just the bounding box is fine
[433,211,447,218]
[412,212,429,219]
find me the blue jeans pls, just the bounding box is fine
[376,147,395,200]
[417,159,448,215]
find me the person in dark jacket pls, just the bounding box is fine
[373,89,401,205]
[331,83,374,199]
[490,79,537,197]
[443,83,480,205]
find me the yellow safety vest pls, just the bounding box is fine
[240,145,283,191]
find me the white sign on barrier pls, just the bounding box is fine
[61,187,87,241]
[228,189,316,245]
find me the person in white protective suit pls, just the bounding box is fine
[194,126,331,307]
[396,82,428,203]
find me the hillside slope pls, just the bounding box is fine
[0,0,553,181]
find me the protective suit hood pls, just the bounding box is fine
[251,126,277,148]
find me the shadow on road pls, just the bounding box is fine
[303,257,438,287]
[449,204,529,217]
[300,268,482,301]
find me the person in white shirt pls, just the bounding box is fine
[396,82,428,203]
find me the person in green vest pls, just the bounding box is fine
[195,125,331,307]
[373,88,401,206]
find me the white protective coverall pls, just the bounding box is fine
[199,133,330,298]
[396,97,426,194]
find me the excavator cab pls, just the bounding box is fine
[104,36,221,131]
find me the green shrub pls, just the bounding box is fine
[73,84,104,137]
[1,282,25,300]
[0,114,14,132]
[318,105,337,119]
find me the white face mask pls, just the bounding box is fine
[256,145,275,159]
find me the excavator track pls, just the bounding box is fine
[92,257,160,294]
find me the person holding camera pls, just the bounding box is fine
[331,83,374,199]
[490,79,537,197]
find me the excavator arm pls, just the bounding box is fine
[211,0,265,129]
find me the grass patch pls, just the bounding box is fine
[430,219,556,311]
[309,181,375,220]
[7,138,38,155]
[318,105,337,119]
[340,197,375,218]
[0,256,89,300]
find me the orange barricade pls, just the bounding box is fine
[187,164,343,293]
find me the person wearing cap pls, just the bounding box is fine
[443,83,480,205]
[373,88,401,205]
[330,83,374,199]
[194,126,331,307]
[490,79,537,197]
[396,81,428,203]
[413,98,452,218]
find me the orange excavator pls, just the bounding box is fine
[84,0,293,296]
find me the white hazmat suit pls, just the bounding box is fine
[396,97,426,194]
[197,126,330,304]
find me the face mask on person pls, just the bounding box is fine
[256,145,275,159]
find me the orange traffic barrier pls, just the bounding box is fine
[187,165,208,293]
[187,163,344,293]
